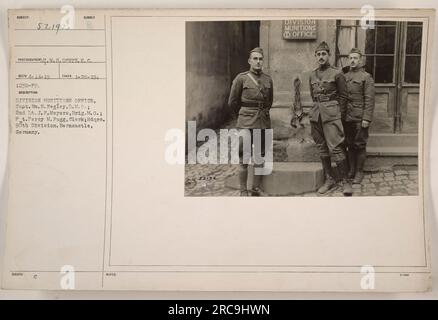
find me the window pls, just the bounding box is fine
[404,22,422,84]
[336,20,397,84]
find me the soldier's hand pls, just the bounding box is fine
[361,120,370,128]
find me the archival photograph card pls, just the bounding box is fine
[2,8,434,291]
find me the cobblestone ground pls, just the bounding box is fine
[185,164,418,197]
[185,164,241,197]
[302,167,418,197]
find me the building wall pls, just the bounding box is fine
[260,20,337,107]
[186,21,259,130]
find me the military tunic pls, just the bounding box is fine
[308,64,348,123]
[228,70,273,161]
[345,67,375,122]
[344,67,375,150]
[228,70,273,129]
[308,64,348,162]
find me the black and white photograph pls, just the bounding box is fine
[185,19,423,197]
[1,7,435,295]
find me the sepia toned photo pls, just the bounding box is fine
[2,8,434,293]
[185,19,423,197]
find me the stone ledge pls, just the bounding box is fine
[225,162,324,195]
[367,146,418,157]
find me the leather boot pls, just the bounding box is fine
[318,157,336,194]
[337,159,353,196]
[251,168,262,197]
[239,164,248,196]
[347,149,356,179]
[251,165,263,197]
[251,188,261,197]
[353,149,367,184]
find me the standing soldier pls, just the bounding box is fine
[309,41,352,196]
[344,48,375,184]
[228,47,273,196]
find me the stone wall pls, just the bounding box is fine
[260,20,337,107]
[186,21,259,130]
[259,20,338,162]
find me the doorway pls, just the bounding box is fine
[335,20,422,135]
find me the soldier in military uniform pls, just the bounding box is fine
[344,48,375,184]
[309,41,352,196]
[228,47,273,196]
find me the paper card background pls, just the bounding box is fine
[2,3,436,296]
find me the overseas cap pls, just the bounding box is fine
[349,48,363,56]
[315,41,330,53]
[249,47,264,56]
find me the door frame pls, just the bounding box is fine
[396,22,421,133]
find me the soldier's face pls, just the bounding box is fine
[248,52,264,71]
[315,50,330,66]
[349,53,362,68]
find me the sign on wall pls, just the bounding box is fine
[283,19,318,39]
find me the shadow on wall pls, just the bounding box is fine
[186,21,260,132]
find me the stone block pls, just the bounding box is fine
[225,162,324,195]
[262,162,324,195]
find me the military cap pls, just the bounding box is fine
[249,47,264,57]
[315,41,330,53]
[349,48,363,56]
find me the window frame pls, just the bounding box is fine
[335,20,400,85]
[400,22,422,86]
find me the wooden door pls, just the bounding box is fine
[335,20,422,135]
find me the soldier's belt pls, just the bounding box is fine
[241,101,265,108]
[313,94,337,103]
[348,100,364,105]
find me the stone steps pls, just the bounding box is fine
[225,162,324,195]
[224,157,418,196]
